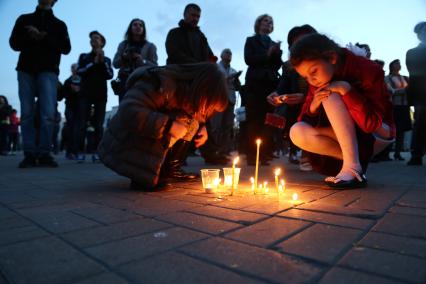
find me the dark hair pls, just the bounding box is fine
[0,95,9,105]
[414,22,426,34]
[254,14,273,34]
[289,33,342,67]
[287,24,317,49]
[125,18,147,42]
[89,30,106,47]
[160,63,228,119]
[388,59,400,73]
[184,3,201,14]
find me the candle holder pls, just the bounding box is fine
[222,167,241,189]
[200,169,220,193]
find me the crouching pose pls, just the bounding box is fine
[98,63,228,189]
[289,34,395,188]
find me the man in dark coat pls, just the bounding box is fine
[406,21,426,165]
[9,0,71,168]
[165,3,226,177]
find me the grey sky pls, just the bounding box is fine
[0,0,425,114]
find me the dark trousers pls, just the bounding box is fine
[411,106,426,159]
[73,98,106,154]
[64,108,77,155]
[0,124,9,153]
[8,132,19,152]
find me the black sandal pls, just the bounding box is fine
[324,168,367,189]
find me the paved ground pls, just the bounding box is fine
[0,152,425,284]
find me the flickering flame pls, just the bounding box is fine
[275,168,281,176]
[233,156,240,166]
[256,139,261,145]
[280,179,285,186]
[292,193,298,201]
[250,177,254,184]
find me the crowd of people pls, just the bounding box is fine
[5,0,426,189]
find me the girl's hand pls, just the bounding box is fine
[169,121,187,140]
[323,81,351,96]
[194,126,208,148]
[310,89,331,114]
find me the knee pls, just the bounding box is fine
[290,122,308,147]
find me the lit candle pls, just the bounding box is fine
[292,193,298,201]
[231,156,239,196]
[274,168,281,193]
[263,181,268,194]
[254,139,261,192]
[281,179,286,191]
[250,177,255,192]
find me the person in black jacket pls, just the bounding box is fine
[74,30,113,163]
[243,14,282,165]
[9,0,71,168]
[58,63,80,159]
[0,96,13,155]
[406,22,426,166]
[164,3,223,178]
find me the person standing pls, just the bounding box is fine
[59,63,80,159]
[9,0,71,167]
[243,14,282,165]
[164,3,217,178]
[75,31,113,163]
[406,22,426,166]
[113,18,158,102]
[385,59,411,161]
[8,109,20,155]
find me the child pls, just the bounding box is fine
[98,63,228,190]
[288,34,395,188]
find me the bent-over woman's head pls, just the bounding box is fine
[161,63,228,120]
[289,34,343,87]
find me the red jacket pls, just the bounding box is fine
[299,48,395,137]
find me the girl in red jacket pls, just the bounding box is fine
[288,34,395,188]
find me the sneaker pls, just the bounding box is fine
[18,155,37,168]
[76,154,86,163]
[38,154,58,168]
[92,154,100,163]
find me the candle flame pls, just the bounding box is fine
[292,193,298,201]
[280,179,285,186]
[275,168,281,176]
[265,187,269,193]
[256,139,261,145]
[233,156,239,165]
[263,181,268,187]
[250,177,254,183]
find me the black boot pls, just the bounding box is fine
[163,140,199,181]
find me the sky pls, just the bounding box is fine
[0,0,425,115]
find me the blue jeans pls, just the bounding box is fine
[17,71,58,156]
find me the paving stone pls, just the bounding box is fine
[396,190,426,209]
[0,206,16,220]
[62,218,173,248]
[119,252,265,284]
[296,203,384,219]
[0,225,49,246]
[339,247,426,283]
[86,227,208,266]
[156,212,242,235]
[19,211,101,234]
[372,213,426,238]
[225,217,311,247]
[0,216,33,231]
[71,205,142,224]
[359,231,426,258]
[180,237,323,284]
[165,193,226,205]
[389,206,426,216]
[347,197,395,212]
[73,273,130,284]
[310,191,363,207]
[185,205,267,224]
[0,236,104,284]
[0,191,35,204]
[278,209,374,230]
[130,197,202,217]
[318,267,404,284]
[276,224,363,264]
[213,195,268,210]
[242,200,296,215]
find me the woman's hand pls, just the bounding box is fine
[194,126,208,148]
[279,93,305,105]
[169,121,187,141]
[267,92,282,106]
